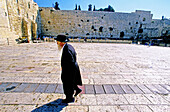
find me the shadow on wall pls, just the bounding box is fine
[31,99,68,112]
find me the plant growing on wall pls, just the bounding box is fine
[99,26,103,36]
[109,27,113,37]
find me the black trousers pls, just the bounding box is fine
[63,82,79,99]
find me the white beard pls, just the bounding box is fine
[57,44,62,57]
[57,44,62,51]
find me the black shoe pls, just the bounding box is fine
[74,88,82,97]
[62,98,74,103]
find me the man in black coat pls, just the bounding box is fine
[55,35,82,103]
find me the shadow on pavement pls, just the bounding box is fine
[31,99,68,112]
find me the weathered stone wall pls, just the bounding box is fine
[7,0,38,41]
[38,7,155,38]
[0,0,38,45]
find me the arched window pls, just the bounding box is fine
[28,2,30,9]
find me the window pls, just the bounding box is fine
[27,14,29,18]
[136,22,138,24]
[17,9,20,15]
[32,15,34,20]
[143,18,146,21]
[28,3,30,9]
[5,12,7,16]
[16,0,18,3]
[129,22,131,25]
[48,21,51,24]
[46,29,48,31]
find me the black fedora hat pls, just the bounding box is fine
[55,35,69,42]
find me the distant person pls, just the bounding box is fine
[84,37,87,42]
[55,35,82,103]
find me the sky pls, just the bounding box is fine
[35,0,170,19]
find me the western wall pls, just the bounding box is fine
[38,7,170,39]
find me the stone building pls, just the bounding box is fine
[0,0,38,45]
[37,7,170,39]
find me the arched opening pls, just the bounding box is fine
[120,31,124,38]
[31,21,36,41]
[21,18,28,41]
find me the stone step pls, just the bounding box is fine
[0,27,19,45]
[0,82,169,95]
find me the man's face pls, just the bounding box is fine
[57,41,65,51]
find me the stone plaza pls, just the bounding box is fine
[0,42,170,111]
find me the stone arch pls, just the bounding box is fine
[21,18,28,40]
[31,21,36,40]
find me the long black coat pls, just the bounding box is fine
[61,43,82,86]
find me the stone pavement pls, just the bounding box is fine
[0,42,170,112]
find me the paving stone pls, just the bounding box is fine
[144,94,170,104]
[31,102,67,112]
[120,85,134,94]
[4,83,20,92]
[160,84,170,92]
[94,85,105,94]
[24,83,39,92]
[55,84,64,93]
[0,105,17,112]
[144,84,161,94]
[96,94,129,105]
[13,83,29,92]
[129,85,144,94]
[153,84,169,94]
[123,94,152,104]
[81,94,97,105]
[0,93,40,104]
[13,105,36,112]
[114,105,138,112]
[148,105,170,112]
[66,106,88,112]
[112,85,125,94]
[136,84,153,94]
[135,105,153,112]
[0,83,11,92]
[34,84,48,93]
[85,85,95,94]
[44,84,57,93]
[103,85,115,94]
[160,94,170,102]
[89,106,116,112]
[35,93,63,105]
